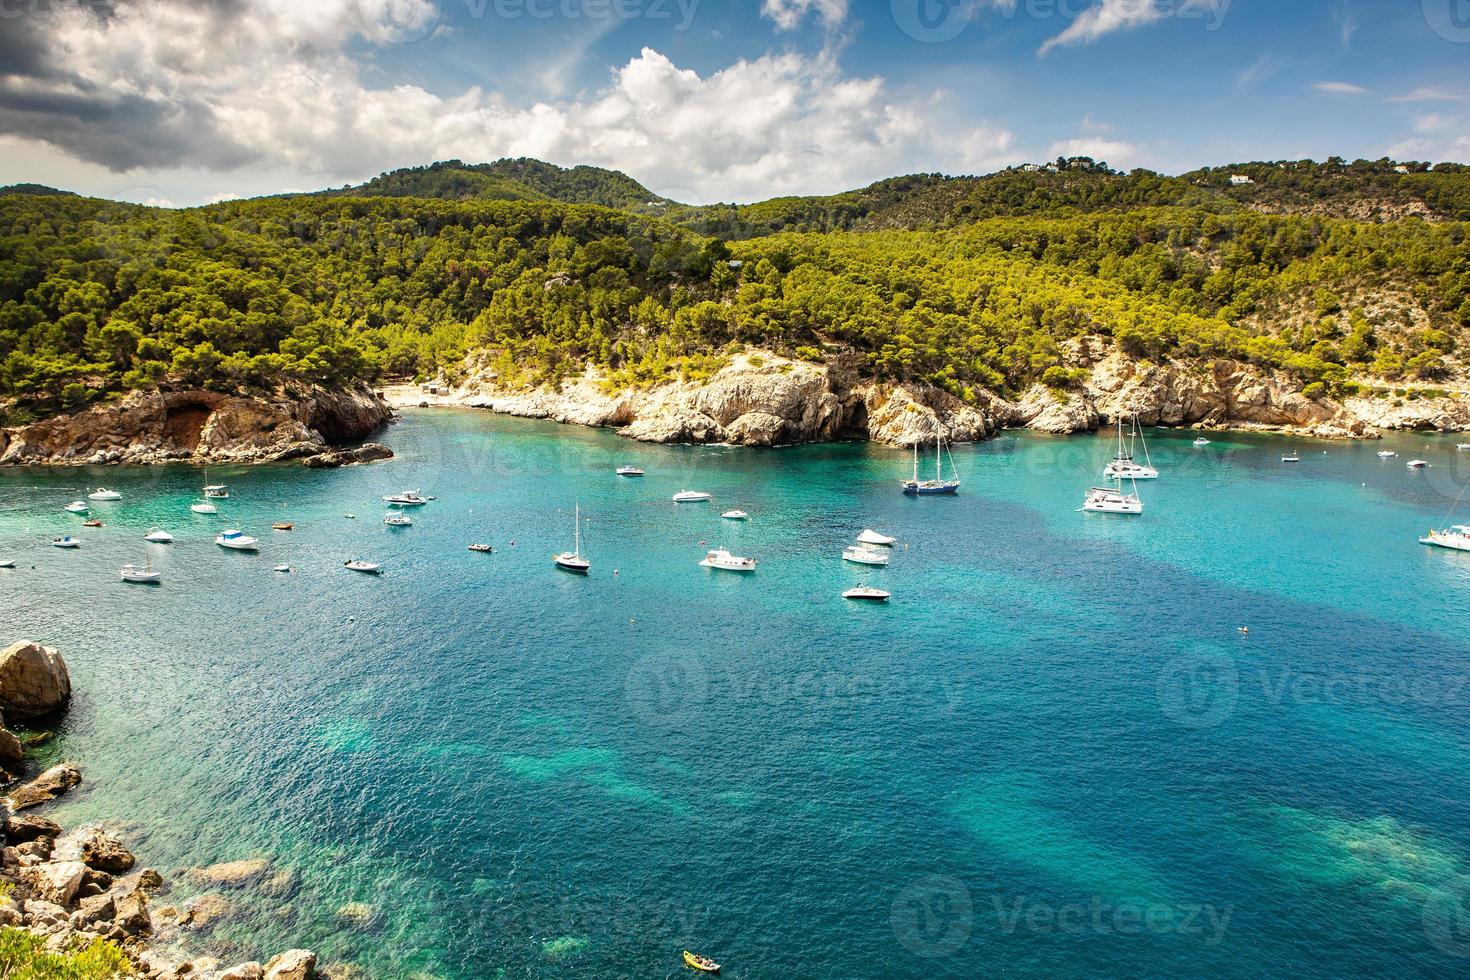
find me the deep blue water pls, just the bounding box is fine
[4,411,1470,979]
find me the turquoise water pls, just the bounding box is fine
[5,411,1470,978]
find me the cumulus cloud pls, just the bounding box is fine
[0,0,1018,203]
[1039,0,1166,56]
[1049,137,1139,168]
[761,0,849,31]
[1313,81,1369,95]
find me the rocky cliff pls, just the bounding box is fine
[0,384,393,466]
[391,341,1470,446]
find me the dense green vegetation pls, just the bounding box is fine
[0,927,131,978]
[1,158,1467,422]
[326,159,667,211]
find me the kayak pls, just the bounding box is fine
[683,951,720,974]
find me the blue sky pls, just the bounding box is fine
[0,0,1466,205]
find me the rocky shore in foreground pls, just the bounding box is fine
[0,641,322,980]
[0,383,394,468]
[390,340,1470,447]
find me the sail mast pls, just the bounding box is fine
[574,503,581,558]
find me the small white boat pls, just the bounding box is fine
[721,510,749,520]
[383,490,429,507]
[616,466,645,477]
[64,501,89,514]
[344,560,382,575]
[215,530,259,551]
[144,529,174,544]
[87,488,122,501]
[673,491,713,503]
[51,536,81,549]
[843,545,891,566]
[1378,450,1398,459]
[843,587,891,602]
[384,513,413,526]
[0,560,14,569]
[468,544,494,554]
[1193,437,1211,447]
[1282,451,1301,463]
[273,564,293,573]
[203,486,229,499]
[700,548,757,572]
[1408,459,1430,469]
[554,503,591,573]
[1083,484,1143,515]
[1421,526,1470,552]
[191,501,218,514]
[857,529,896,547]
[120,562,161,584]
[1459,444,1470,451]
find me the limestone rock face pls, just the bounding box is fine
[9,763,82,811]
[0,642,72,721]
[21,860,86,905]
[1014,385,1101,434]
[264,949,318,980]
[0,384,391,466]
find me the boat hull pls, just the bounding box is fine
[902,482,960,496]
[554,557,590,574]
[1421,536,1470,552]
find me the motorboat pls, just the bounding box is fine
[468,544,494,553]
[87,488,122,501]
[902,425,961,496]
[553,503,591,573]
[843,587,891,602]
[383,490,429,507]
[857,529,896,547]
[721,510,749,520]
[1104,415,1159,480]
[1459,443,1470,451]
[700,549,757,572]
[1281,451,1301,463]
[616,466,645,477]
[191,501,218,514]
[272,522,294,531]
[1193,437,1211,447]
[1378,450,1398,458]
[144,530,173,543]
[344,560,383,575]
[0,560,14,569]
[120,562,162,585]
[1421,526,1470,552]
[273,565,293,573]
[203,485,229,499]
[385,513,413,526]
[51,536,80,549]
[64,501,89,514]
[1083,482,1143,515]
[82,519,103,528]
[1408,459,1430,469]
[215,530,259,551]
[673,491,713,503]
[843,545,891,566]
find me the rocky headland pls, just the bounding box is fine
[0,384,394,468]
[0,640,324,980]
[387,340,1470,447]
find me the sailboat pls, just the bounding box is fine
[120,558,162,584]
[902,424,961,496]
[1084,419,1144,514]
[202,470,229,498]
[554,503,591,573]
[1103,415,1159,480]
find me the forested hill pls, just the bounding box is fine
[323,159,668,211]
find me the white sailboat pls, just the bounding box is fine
[344,560,383,575]
[1421,525,1470,552]
[120,559,162,584]
[1103,415,1159,480]
[384,513,413,526]
[1085,420,1143,514]
[554,503,591,573]
[843,545,891,566]
[202,471,229,498]
[902,424,961,496]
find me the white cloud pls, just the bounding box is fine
[1313,81,1369,95]
[207,192,242,203]
[1049,137,1139,168]
[1389,86,1470,103]
[0,1,1018,204]
[1039,0,1166,56]
[761,0,849,31]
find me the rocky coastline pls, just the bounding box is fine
[386,341,1470,447]
[0,384,394,468]
[0,641,322,980]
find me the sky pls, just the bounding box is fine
[0,0,1467,207]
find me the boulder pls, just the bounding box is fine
[187,857,269,887]
[258,867,300,899]
[0,725,23,765]
[335,901,380,929]
[8,762,82,810]
[53,827,135,873]
[219,964,266,980]
[22,899,67,929]
[6,813,61,843]
[21,860,86,905]
[264,949,317,980]
[0,643,71,721]
[72,892,114,927]
[111,877,153,934]
[183,892,234,929]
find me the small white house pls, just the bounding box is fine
[1395,165,1410,174]
[1230,175,1254,186]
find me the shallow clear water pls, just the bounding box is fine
[4,412,1470,979]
